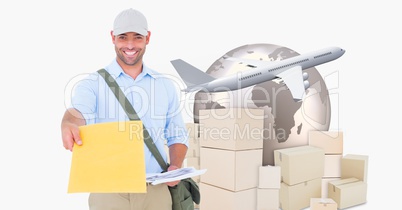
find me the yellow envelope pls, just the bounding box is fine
[68,121,146,193]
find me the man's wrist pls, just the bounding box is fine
[168,165,180,171]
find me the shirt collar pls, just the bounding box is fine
[106,59,157,80]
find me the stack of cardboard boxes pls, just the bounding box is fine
[198,108,264,210]
[327,154,368,209]
[181,109,368,209]
[183,122,201,183]
[309,131,343,198]
[257,165,281,209]
[274,145,324,210]
[308,131,368,209]
[182,122,201,209]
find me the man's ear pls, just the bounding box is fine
[146,31,151,44]
[110,31,116,43]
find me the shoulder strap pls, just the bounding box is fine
[97,69,168,171]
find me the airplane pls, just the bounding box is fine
[170,46,345,101]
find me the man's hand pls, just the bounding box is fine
[61,108,85,151]
[61,122,83,151]
[166,143,188,187]
[165,165,180,187]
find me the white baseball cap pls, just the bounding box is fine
[113,8,148,36]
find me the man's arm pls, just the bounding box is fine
[165,143,188,187]
[169,143,188,169]
[162,76,189,186]
[61,108,86,151]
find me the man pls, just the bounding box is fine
[61,8,188,210]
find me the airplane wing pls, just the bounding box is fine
[276,66,305,101]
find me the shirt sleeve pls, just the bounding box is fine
[162,78,189,148]
[69,73,99,125]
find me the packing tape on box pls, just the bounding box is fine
[319,198,333,207]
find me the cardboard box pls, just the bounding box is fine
[328,178,367,209]
[310,198,337,210]
[308,131,343,154]
[199,108,264,151]
[274,146,325,185]
[280,178,321,210]
[200,183,257,210]
[200,147,262,191]
[184,157,200,169]
[324,155,342,178]
[257,188,279,210]
[183,157,200,182]
[185,123,200,139]
[321,178,340,198]
[258,165,281,189]
[186,137,200,157]
[341,154,369,182]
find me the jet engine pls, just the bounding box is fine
[303,72,310,89]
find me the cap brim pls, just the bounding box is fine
[113,27,148,36]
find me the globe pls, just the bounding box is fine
[193,43,331,165]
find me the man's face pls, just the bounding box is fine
[112,32,150,67]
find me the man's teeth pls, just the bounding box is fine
[125,51,136,56]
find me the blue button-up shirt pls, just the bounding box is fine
[70,59,188,173]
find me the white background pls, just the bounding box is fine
[0,0,400,209]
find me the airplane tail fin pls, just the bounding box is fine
[170,59,216,87]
